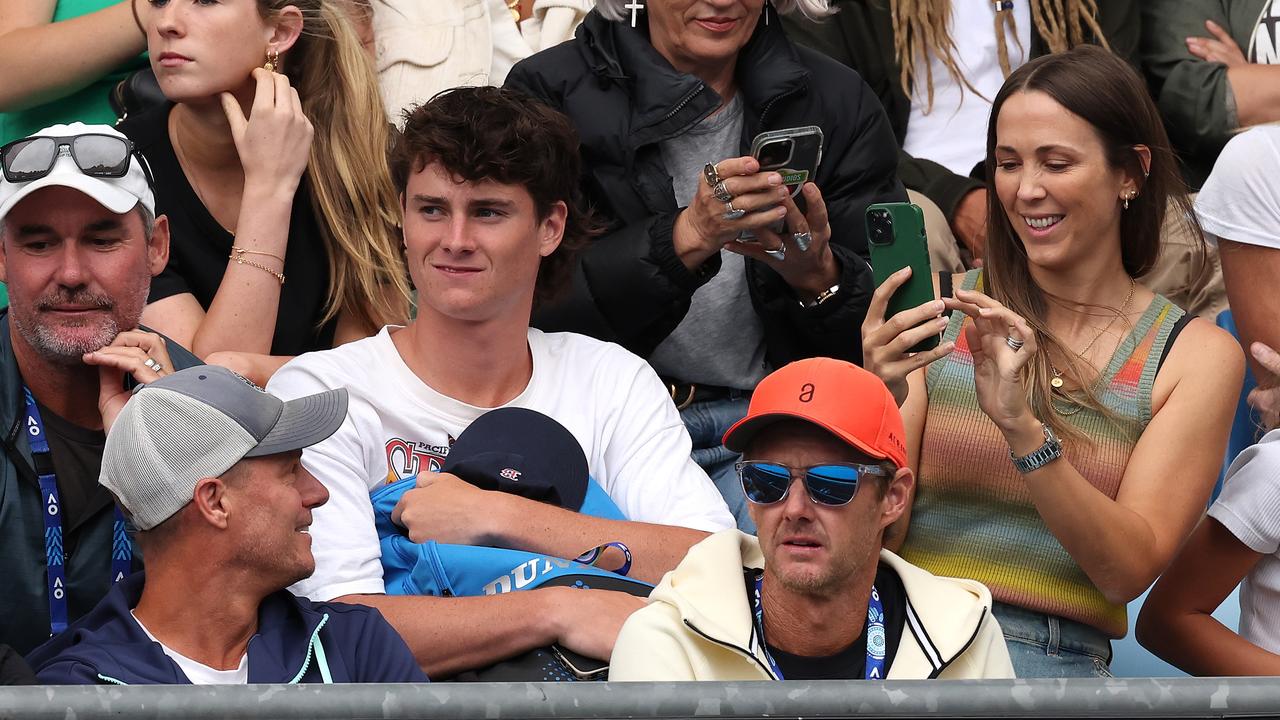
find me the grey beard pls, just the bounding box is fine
[13,313,122,366]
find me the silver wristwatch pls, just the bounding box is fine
[1010,423,1063,474]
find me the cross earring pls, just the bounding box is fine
[625,0,644,27]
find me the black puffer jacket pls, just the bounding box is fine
[506,7,904,368]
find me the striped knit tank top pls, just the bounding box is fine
[900,270,1186,638]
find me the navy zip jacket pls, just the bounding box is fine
[26,574,427,684]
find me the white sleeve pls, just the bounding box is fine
[1208,430,1280,555]
[596,356,735,532]
[1195,127,1280,250]
[269,359,387,601]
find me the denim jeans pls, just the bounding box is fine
[680,396,755,533]
[992,601,1114,678]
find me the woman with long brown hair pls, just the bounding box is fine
[122,0,411,382]
[861,45,1242,677]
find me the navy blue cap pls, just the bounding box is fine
[442,407,589,510]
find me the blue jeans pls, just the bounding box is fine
[680,396,755,534]
[992,602,1114,678]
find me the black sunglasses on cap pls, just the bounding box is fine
[736,461,888,506]
[0,134,155,189]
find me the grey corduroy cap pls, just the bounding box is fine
[100,365,348,530]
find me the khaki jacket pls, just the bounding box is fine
[610,531,1015,680]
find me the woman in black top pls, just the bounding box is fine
[124,0,410,379]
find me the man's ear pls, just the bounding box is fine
[0,229,8,284]
[538,200,567,258]
[192,476,231,530]
[879,467,914,530]
[148,215,170,277]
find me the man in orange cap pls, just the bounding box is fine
[609,358,1014,680]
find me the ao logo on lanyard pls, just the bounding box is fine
[24,387,131,636]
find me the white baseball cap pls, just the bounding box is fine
[0,122,155,221]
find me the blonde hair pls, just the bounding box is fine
[262,0,411,334]
[892,0,1108,112]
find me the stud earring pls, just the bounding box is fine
[264,49,279,73]
[624,0,644,28]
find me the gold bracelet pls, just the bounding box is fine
[229,253,285,285]
[230,245,286,264]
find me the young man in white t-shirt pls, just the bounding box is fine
[266,86,735,678]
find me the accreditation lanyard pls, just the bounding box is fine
[751,572,887,680]
[24,387,130,636]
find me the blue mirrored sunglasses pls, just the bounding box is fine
[735,461,887,506]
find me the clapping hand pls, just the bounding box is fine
[951,289,1037,433]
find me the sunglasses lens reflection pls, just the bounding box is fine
[805,465,860,505]
[2,138,57,182]
[740,462,791,504]
[72,135,131,176]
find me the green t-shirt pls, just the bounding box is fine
[0,0,148,145]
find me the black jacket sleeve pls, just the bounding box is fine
[752,49,907,367]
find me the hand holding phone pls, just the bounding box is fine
[862,203,957,405]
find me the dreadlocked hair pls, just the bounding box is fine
[891,0,1108,113]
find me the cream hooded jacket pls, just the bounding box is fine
[610,530,1015,680]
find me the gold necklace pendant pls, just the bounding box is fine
[1051,375,1065,389]
[507,0,521,22]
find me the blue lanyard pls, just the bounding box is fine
[24,387,130,636]
[752,572,887,680]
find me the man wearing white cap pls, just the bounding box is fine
[26,366,427,685]
[0,123,201,656]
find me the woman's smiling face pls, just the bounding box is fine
[992,90,1140,271]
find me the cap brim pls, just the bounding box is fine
[0,172,141,219]
[722,411,892,463]
[245,388,349,458]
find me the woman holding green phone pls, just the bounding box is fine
[861,46,1243,677]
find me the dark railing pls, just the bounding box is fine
[3,678,1279,719]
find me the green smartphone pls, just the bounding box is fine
[866,202,939,352]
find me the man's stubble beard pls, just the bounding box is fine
[12,282,148,365]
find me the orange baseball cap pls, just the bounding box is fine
[723,358,908,468]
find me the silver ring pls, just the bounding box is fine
[143,357,164,372]
[792,231,812,252]
[703,162,721,188]
[766,245,786,261]
[1005,336,1024,351]
[722,201,746,220]
[712,180,734,203]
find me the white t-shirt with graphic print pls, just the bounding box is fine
[267,326,735,602]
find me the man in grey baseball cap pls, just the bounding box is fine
[25,366,428,685]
